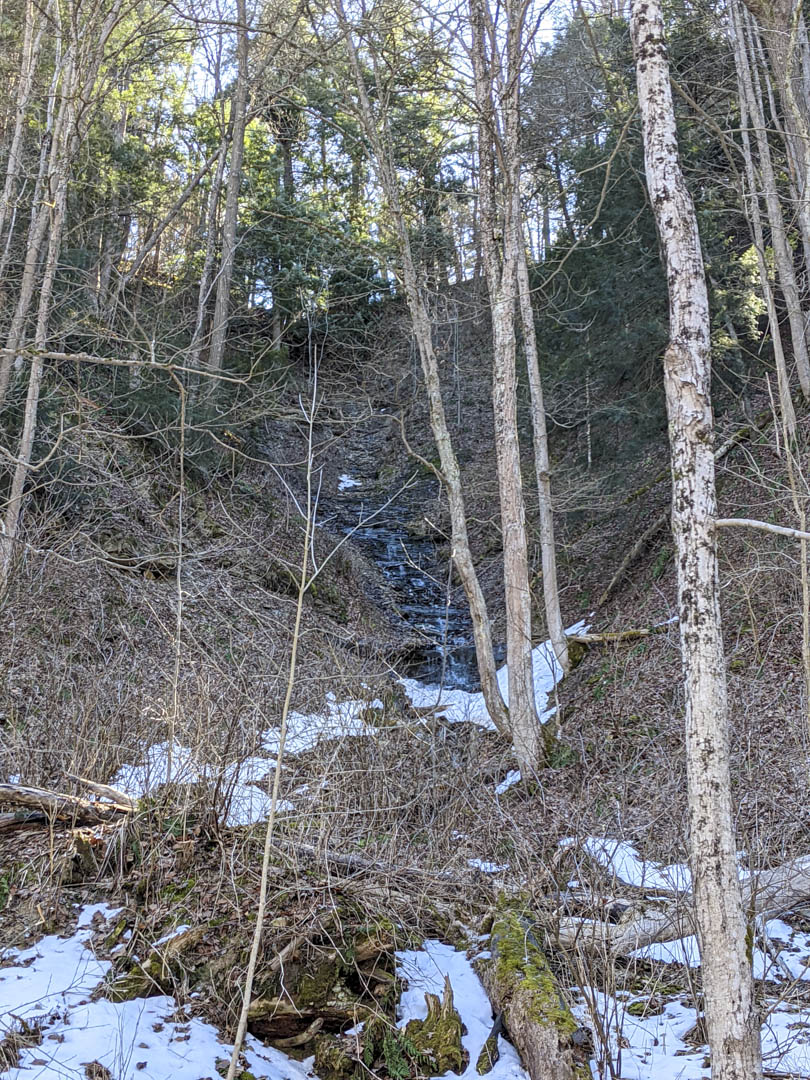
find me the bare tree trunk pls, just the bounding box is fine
[107,145,222,321]
[631,2,762,1077]
[207,0,249,376]
[516,243,568,675]
[0,86,73,591]
[189,42,229,377]
[0,0,126,589]
[743,0,810,367]
[189,136,227,372]
[471,0,544,774]
[0,16,68,405]
[748,15,810,299]
[0,0,45,251]
[93,100,129,315]
[732,2,810,713]
[732,2,810,400]
[732,0,798,438]
[334,0,510,738]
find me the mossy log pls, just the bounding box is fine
[312,980,465,1080]
[474,905,591,1080]
[247,994,378,1039]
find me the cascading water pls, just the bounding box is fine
[330,479,493,691]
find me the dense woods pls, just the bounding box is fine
[2,0,810,1077]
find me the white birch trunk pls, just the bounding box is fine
[631,1,762,1076]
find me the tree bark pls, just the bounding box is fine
[471,0,544,774]
[516,242,568,674]
[207,0,250,376]
[732,1,810,402]
[334,0,510,739]
[631,1,762,1076]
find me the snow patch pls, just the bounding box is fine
[574,989,710,1079]
[396,940,529,1080]
[468,859,509,874]
[495,770,521,795]
[338,473,362,491]
[113,744,292,827]
[0,907,316,1080]
[575,988,810,1078]
[569,837,693,893]
[262,693,381,756]
[112,695,381,828]
[400,621,587,729]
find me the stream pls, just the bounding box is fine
[329,476,499,691]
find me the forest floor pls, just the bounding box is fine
[2,292,810,1078]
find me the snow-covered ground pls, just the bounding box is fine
[13,618,806,1078]
[566,838,810,1076]
[109,617,585,826]
[396,941,528,1080]
[112,693,383,826]
[4,896,810,1080]
[574,986,810,1078]
[0,909,526,1080]
[399,620,587,732]
[0,904,313,1080]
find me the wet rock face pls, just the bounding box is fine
[328,478,489,691]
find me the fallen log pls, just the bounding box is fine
[0,810,48,830]
[0,782,130,825]
[597,508,669,608]
[567,622,676,647]
[475,903,592,1080]
[272,838,468,887]
[66,774,138,811]
[555,854,810,956]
